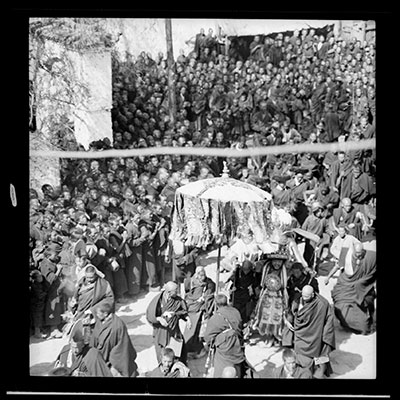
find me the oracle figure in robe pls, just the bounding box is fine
[90,302,138,377]
[183,266,215,357]
[71,265,114,321]
[204,294,246,378]
[292,285,336,378]
[146,281,189,364]
[55,319,112,377]
[253,254,289,348]
[332,242,376,335]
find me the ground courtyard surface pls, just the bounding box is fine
[29,246,376,379]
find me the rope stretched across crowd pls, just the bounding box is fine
[30,138,375,159]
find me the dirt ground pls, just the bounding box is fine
[29,246,376,379]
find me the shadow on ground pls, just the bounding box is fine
[129,334,155,353]
[30,361,55,376]
[118,314,146,331]
[330,350,363,378]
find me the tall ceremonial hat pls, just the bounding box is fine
[86,243,98,260]
[290,167,308,175]
[69,318,84,342]
[272,175,291,184]
[311,201,324,212]
[266,251,288,260]
[45,242,62,256]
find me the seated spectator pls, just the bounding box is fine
[148,347,191,377]
[272,348,312,379]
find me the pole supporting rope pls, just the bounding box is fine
[30,139,375,159]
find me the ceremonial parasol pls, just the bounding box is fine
[170,162,273,295]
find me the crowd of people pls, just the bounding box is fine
[29,24,376,378]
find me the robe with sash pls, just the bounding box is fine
[204,305,246,378]
[293,293,336,375]
[146,291,189,363]
[73,276,114,320]
[183,275,215,353]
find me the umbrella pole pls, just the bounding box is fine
[214,242,222,311]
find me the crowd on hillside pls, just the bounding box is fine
[29,25,376,378]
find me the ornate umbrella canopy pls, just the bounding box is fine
[170,176,273,248]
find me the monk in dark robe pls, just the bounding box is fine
[339,165,375,205]
[108,216,130,301]
[90,302,138,377]
[146,281,189,363]
[204,294,246,378]
[287,171,310,225]
[125,212,146,296]
[71,265,114,321]
[301,201,329,267]
[90,226,114,290]
[291,285,335,378]
[324,103,341,142]
[310,76,327,124]
[272,348,312,379]
[329,151,353,191]
[55,319,112,377]
[30,269,50,338]
[170,242,199,285]
[139,209,161,291]
[227,260,258,324]
[332,198,362,239]
[287,262,319,308]
[271,176,292,208]
[148,347,191,377]
[39,244,65,338]
[332,242,376,335]
[183,266,215,357]
[152,205,170,287]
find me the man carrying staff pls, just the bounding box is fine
[203,294,246,378]
[146,281,190,364]
[289,285,336,378]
